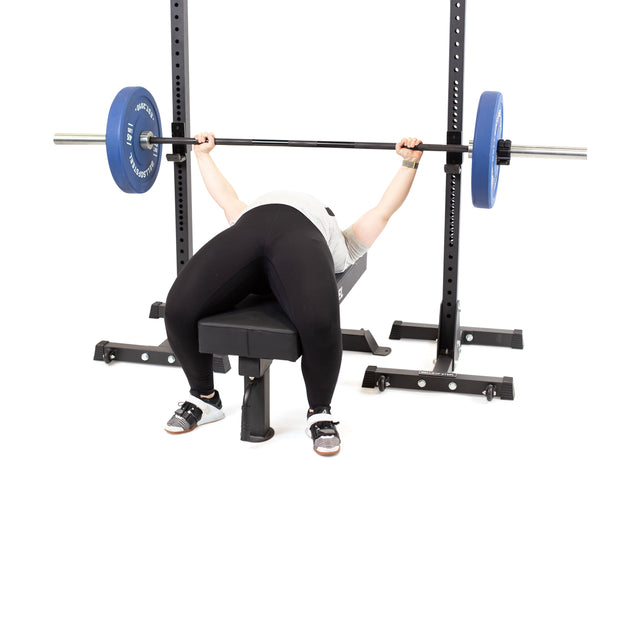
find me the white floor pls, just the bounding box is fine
[4,0,640,638]
[3,266,638,639]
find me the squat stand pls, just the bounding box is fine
[362,0,522,401]
[93,0,386,371]
[93,0,208,371]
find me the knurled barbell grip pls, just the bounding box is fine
[148,136,470,153]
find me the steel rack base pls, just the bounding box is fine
[93,301,232,372]
[390,321,523,350]
[363,365,515,401]
[362,320,522,401]
[94,339,232,374]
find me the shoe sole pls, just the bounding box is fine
[164,413,225,435]
[165,423,199,435]
[314,446,341,456]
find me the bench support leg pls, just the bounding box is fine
[342,329,391,356]
[238,357,275,443]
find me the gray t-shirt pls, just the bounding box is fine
[240,191,368,273]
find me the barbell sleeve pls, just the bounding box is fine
[53,133,107,145]
[509,144,587,160]
[467,141,587,160]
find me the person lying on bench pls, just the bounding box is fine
[164,132,423,455]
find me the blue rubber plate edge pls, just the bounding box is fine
[471,91,503,209]
[105,86,162,194]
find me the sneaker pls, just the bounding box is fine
[165,392,225,434]
[306,407,341,456]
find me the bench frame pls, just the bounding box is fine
[196,254,390,442]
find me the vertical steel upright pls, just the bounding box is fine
[168,0,193,274]
[362,0,521,400]
[436,0,466,372]
[94,0,198,367]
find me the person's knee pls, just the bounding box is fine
[164,288,192,332]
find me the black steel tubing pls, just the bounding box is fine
[148,136,469,153]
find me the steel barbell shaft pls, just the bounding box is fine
[52,133,587,160]
[150,136,468,153]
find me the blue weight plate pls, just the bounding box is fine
[106,86,162,193]
[471,91,503,209]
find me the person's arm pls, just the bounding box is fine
[193,132,247,224]
[351,137,423,247]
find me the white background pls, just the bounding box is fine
[2,1,639,638]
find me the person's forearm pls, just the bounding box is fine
[352,165,418,247]
[195,152,243,218]
[376,165,418,219]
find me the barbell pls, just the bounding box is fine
[53,86,587,208]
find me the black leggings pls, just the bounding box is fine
[164,204,342,408]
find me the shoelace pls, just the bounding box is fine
[306,420,340,439]
[175,401,202,420]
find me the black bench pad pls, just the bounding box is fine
[197,254,367,362]
[198,295,301,362]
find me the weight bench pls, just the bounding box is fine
[197,254,390,443]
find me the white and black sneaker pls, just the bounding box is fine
[165,391,225,434]
[306,407,341,456]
